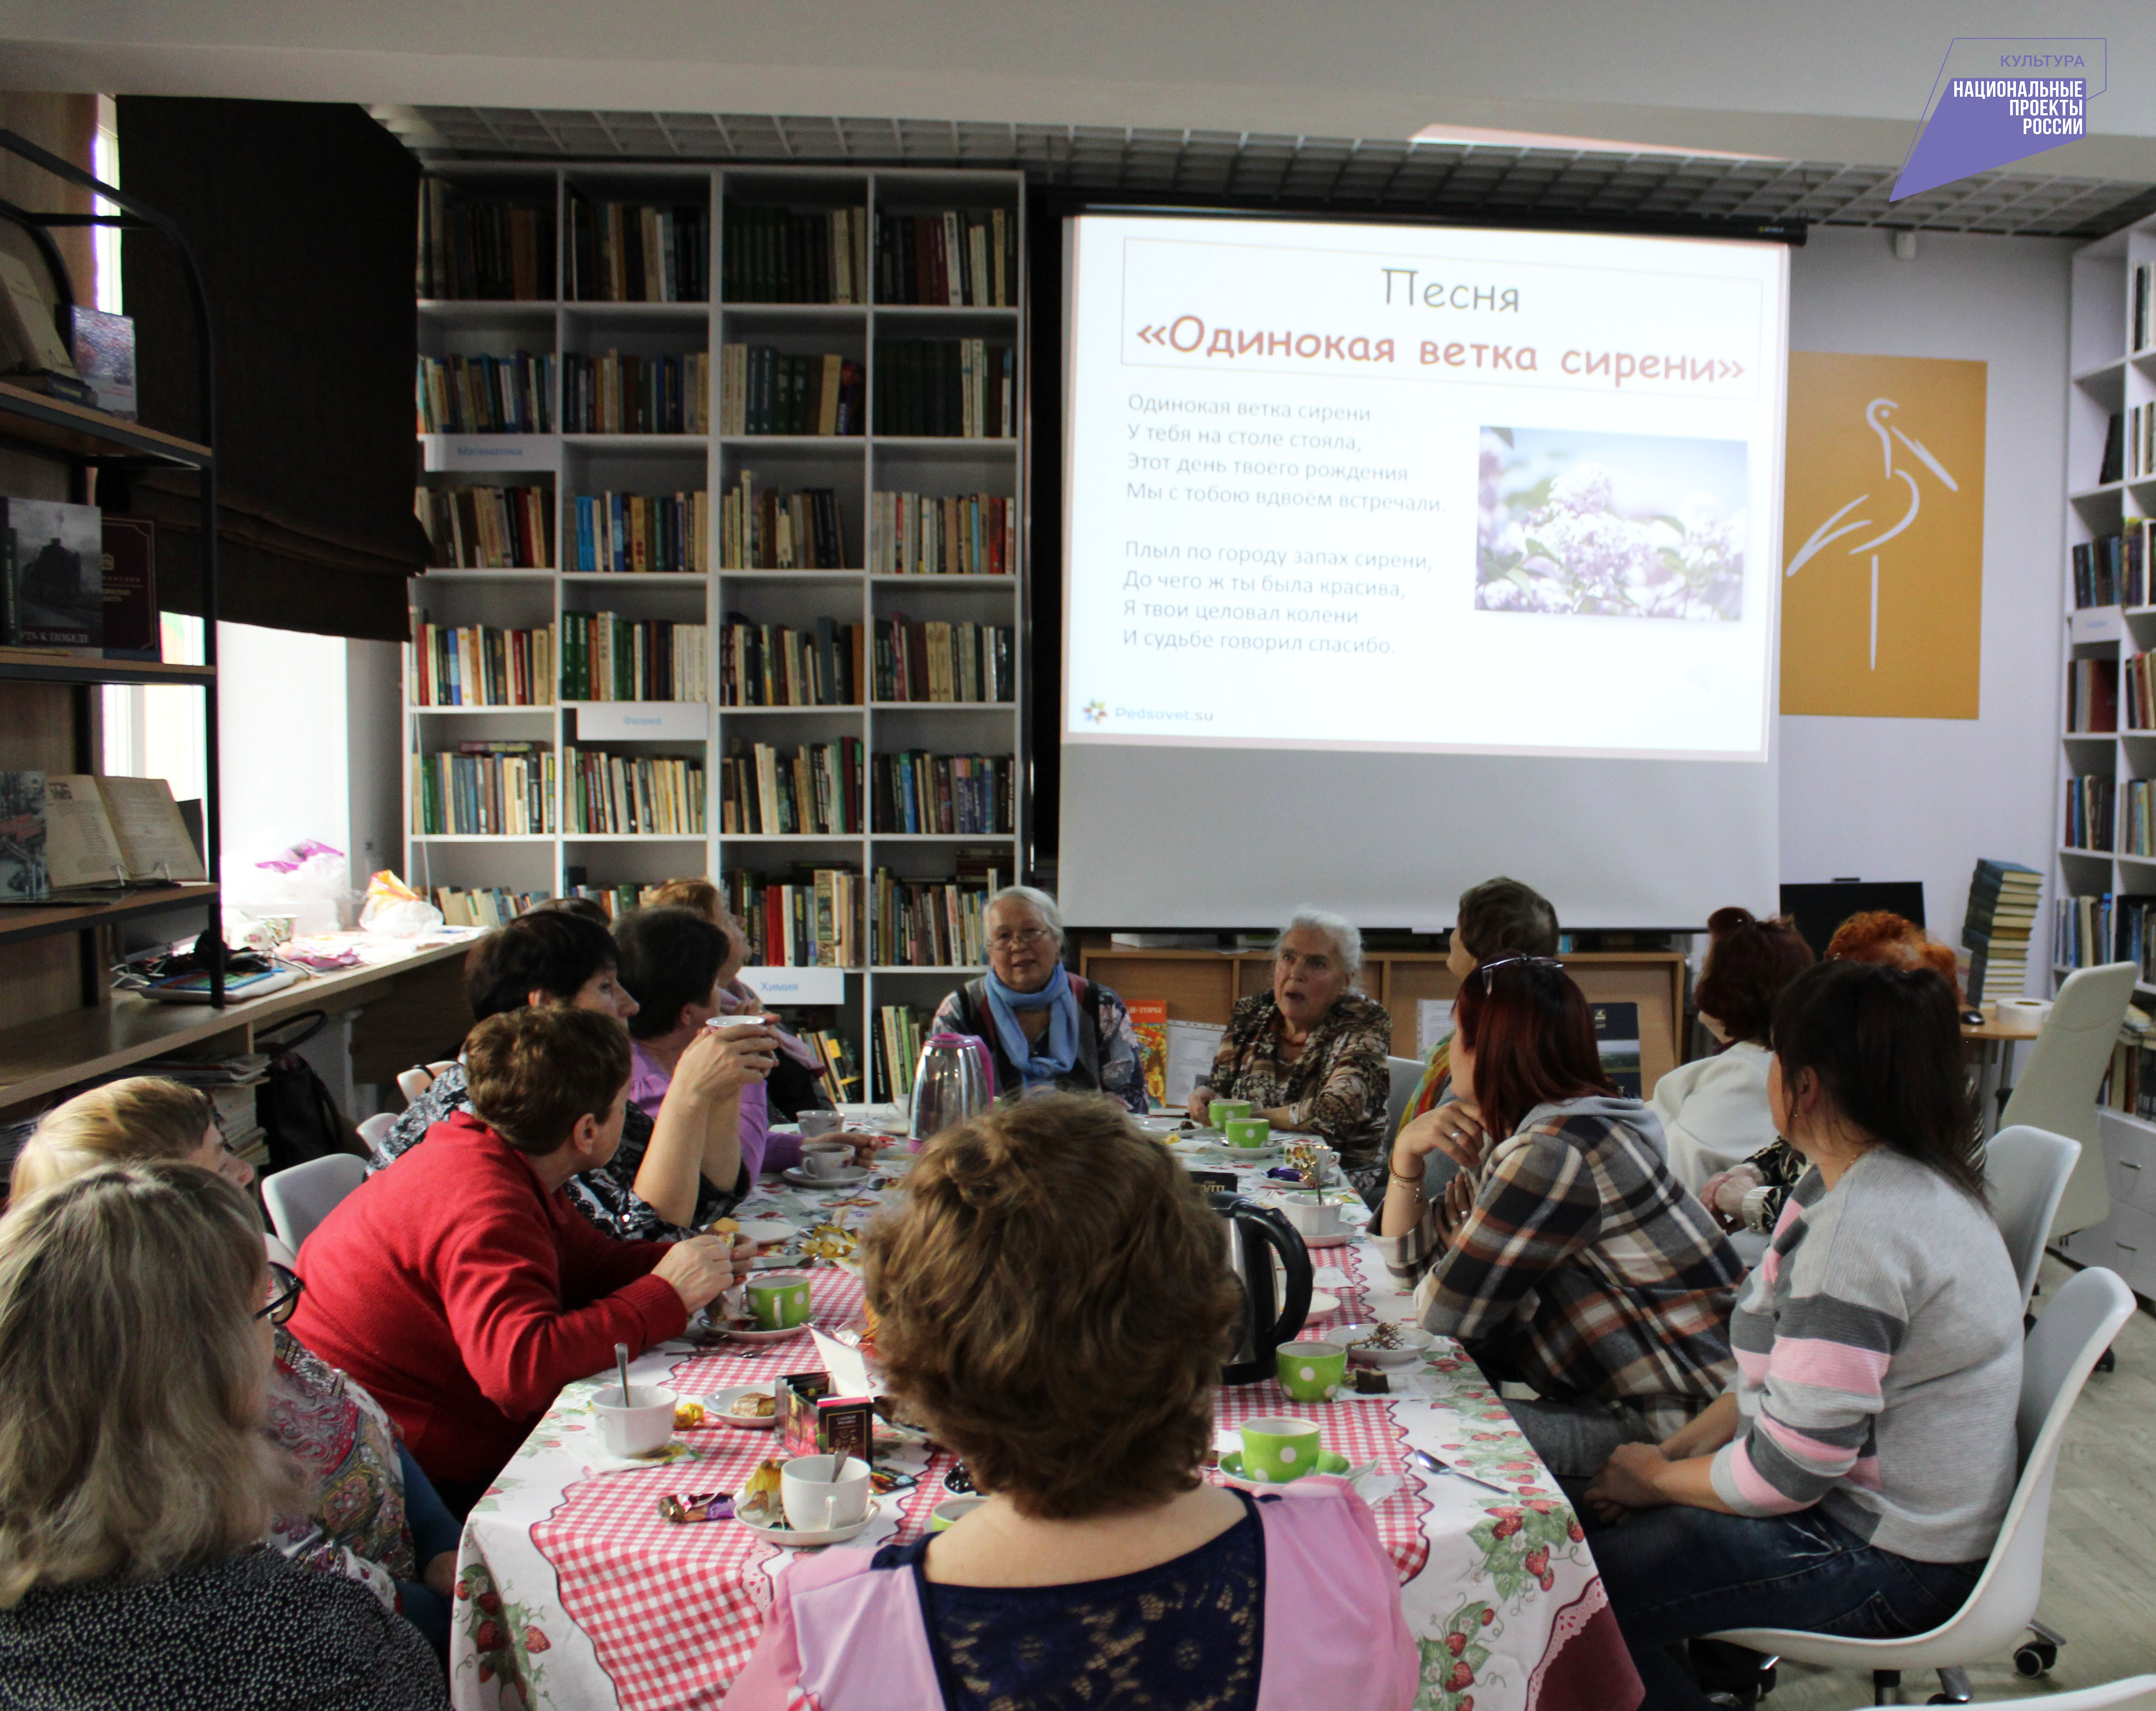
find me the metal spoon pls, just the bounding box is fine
[1409,1447,1513,1496]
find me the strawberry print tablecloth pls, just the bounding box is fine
[449,1167,1639,1711]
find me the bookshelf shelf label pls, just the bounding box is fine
[422,435,563,473]
[2071,606,2125,643]
[575,702,711,740]
[747,966,849,1005]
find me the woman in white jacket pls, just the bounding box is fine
[1655,909,1814,1194]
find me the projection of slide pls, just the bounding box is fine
[1061,215,1789,761]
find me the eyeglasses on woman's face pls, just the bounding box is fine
[1474,954,1564,992]
[989,927,1055,950]
[257,1263,304,1326]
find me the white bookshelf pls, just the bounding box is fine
[405,164,1027,1095]
[2059,216,2156,1006]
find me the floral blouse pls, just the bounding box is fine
[265,1329,412,1611]
[370,1062,735,1241]
[1200,991,1393,1173]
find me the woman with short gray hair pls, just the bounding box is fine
[1189,907,1394,1204]
[930,886,1150,1113]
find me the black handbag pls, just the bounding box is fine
[253,1011,364,1172]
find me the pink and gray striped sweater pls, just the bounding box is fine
[1710,1146,2022,1563]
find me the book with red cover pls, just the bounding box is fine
[100,516,159,659]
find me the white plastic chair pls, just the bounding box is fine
[264,1231,299,1271]
[1710,1265,2135,1705]
[356,1111,397,1153]
[394,1065,436,1106]
[1984,1125,2082,1313]
[260,1154,368,1253]
[1384,1055,1422,1139]
[1994,962,2136,1237]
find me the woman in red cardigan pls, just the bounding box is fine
[289,1006,743,1512]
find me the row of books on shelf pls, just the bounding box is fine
[873,617,1015,704]
[2065,774,2118,852]
[572,490,710,575]
[869,491,1014,578]
[874,210,1016,309]
[559,614,708,702]
[433,885,551,927]
[874,1005,930,1101]
[718,345,865,438]
[568,197,710,304]
[416,351,555,435]
[721,739,863,837]
[564,350,710,436]
[2109,894,2156,986]
[417,185,554,302]
[411,622,553,708]
[872,864,1003,967]
[2070,523,2151,610]
[722,617,860,708]
[714,743,1014,837]
[416,183,1014,311]
[872,751,1015,836]
[2057,892,2136,972]
[723,478,848,571]
[2118,651,2156,732]
[1964,858,2040,1005]
[2131,405,2156,485]
[412,743,556,836]
[416,485,553,572]
[721,205,870,306]
[724,867,863,968]
[2138,260,2156,356]
[720,851,1005,967]
[2069,657,2119,732]
[872,339,1016,439]
[2102,1019,2156,1122]
[563,745,706,836]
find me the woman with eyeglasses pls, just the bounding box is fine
[1189,908,1394,1203]
[0,1160,445,1707]
[930,886,1150,1113]
[1375,958,1743,1479]
[8,1078,464,1653]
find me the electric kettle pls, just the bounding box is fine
[909,1032,995,1141]
[1213,1193,1314,1385]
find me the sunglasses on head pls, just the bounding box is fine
[1474,954,1564,992]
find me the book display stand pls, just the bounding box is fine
[412,166,1026,1096]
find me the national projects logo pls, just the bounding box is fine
[1892,37,2107,202]
[1082,698,1108,724]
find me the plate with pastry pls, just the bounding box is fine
[709,1384,779,1429]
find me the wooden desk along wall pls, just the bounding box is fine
[1075,947,1689,1096]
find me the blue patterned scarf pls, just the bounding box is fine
[982,964,1080,1086]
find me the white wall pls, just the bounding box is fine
[1781,224,2071,962]
[217,625,404,915]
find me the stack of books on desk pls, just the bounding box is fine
[1964,859,2043,1003]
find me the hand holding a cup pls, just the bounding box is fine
[653,1231,743,1314]
[677,1016,779,1102]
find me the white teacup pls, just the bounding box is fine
[592,1384,676,1458]
[780,1453,872,1533]
[1283,1195,1343,1241]
[707,1012,777,1034]
[800,1110,843,1138]
[803,1143,850,1179]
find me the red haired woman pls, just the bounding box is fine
[1376,958,1743,1476]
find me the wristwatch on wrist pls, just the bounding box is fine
[1738,1183,1777,1233]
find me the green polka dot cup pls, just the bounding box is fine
[1239,1415,1323,1483]
[1224,1117,1271,1150]
[746,1275,811,1330]
[1208,1099,1253,1131]
[1276,1340,1347,1403]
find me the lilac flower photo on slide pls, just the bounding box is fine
[1475,425,1747,620]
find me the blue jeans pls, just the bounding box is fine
[1577,1494,1983,1711]
[395,1444,465,1654]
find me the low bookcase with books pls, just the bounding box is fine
[410,164,1025,1093]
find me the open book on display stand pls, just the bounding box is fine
[44,774,206,892]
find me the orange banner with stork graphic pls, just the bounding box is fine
[1781,351,1987,718]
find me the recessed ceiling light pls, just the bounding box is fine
[1409,123,1782,161]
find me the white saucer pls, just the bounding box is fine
[733,1218,798,1247]
[1305,1290,1340,1318]
[737,1507,878,1547]
[698,1313,811,1343]
[708,1384,778,1429]
[783,1164,870,1189]
[1297,1226,1357,1248]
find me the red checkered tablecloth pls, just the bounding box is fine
[450,1219,1636,1711]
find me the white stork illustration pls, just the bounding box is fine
[1784,398,1959,670]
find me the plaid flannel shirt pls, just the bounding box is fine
[1370,1096,1741,1435]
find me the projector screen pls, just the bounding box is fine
[1056,212,1790,930]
